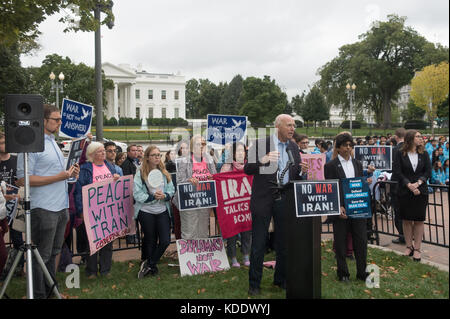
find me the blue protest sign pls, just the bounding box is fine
[354,145,392,170]
[342,177,372,219]
[207,114,247,146]
[59,98,93,138]
[177,180,218,211]
[294,180,341,218]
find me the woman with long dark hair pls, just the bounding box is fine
[392,130,431,262]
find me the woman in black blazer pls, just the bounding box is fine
[392,130,431,262]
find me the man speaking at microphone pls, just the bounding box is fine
[245,114,308,296]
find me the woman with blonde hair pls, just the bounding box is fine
[74,142,120,278]
[172,135,217,239]
[393,130,431,262]
[134,145,175,278]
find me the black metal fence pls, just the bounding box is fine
[321,181,449,249]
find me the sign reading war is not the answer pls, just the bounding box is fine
[177,180,218,211]
[60,98,93,138]
[342,177,372,219]
[82,175,136,255]
[294,180,340,218]
[354,145,392,170]
[207,114,247,146]
[176,238,230,276]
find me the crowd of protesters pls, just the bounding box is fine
[0,106,448,298]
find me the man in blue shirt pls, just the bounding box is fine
[17,104,79,299]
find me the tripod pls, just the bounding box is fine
[0,153,62,299]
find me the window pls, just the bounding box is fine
[162,107,166,118]
[161,90,166,100]
[148,90,153,100]
[174,90,179,100]
[135,89,140,99]
[136,107,140,119]
[149,107,154,118]
[174,108,179,118]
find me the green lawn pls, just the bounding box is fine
[1,240,447,299]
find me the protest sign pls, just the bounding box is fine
[176,237,230,276]
[294,180,340,217]
[342,177,372,219]
[354,145,392,170]
[207,114,247,146]
[213,171,253,239]
[66,137,87,170]
[301,153,325,181]
[59,98,93,138]
[4,183,19,225]
[82,175,135,255]
[177,180,218,211]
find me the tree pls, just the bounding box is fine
[410,62,449,134]
[291,92,305,116]
[318,14,449,129]
[185,78,200,118]
[300,86,330,130]
[25,53,113,111]
[219,74,243,115]
[0,0,115,50]
[401,99,426,122]
[196,79,225,118]
[238,76,287,127]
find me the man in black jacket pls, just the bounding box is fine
[391,128,406,244]
[245,114,307,296]
[324,133,368,282]
[121,144,138,176]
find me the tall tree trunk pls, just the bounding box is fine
[382,93,392,129]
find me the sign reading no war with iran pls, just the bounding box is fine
[294,180,340,218]
[60,98,93,138]
[207,114,247,146]
[177,180,218,211]
[354,145,392,170]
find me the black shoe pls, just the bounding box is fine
[273,282,286,290]
[248,287,260,296]
[392,237,406,244]
[149,265,159,276]
[338,276,350,282]
[356,272,369,281]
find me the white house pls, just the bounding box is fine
[102,62,186,120]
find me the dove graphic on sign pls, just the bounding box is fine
[81,107,90,120]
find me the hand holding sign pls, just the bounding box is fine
[148,169,165,200]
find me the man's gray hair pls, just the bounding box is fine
[274,114,293,127]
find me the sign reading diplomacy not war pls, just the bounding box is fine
[342,177,372,219]
[354,145,392,170]
[213,171,253,239]
[294,180,341,218]
[176,238,230,276]
[207,114,247,146]
[82,175,135,255]
[60,98,93,138]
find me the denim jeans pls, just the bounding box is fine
[30,208,69,299]
[137,210,171,267]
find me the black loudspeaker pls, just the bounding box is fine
[4,94,44,153]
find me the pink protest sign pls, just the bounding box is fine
[82,175,135,255]
[213,171,253,239]
[176,238,230,276]
[301,153,326,181]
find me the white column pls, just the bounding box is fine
[113,82,119,120]
[130,83,136,118]
[124,86,129,117]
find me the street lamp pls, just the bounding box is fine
[50,71,65,109]
[346,83,356,134]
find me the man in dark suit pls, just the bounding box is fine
[245,114,307,296]
[121,144,138,176]
[391,128,406,244]
[324,133,368,282]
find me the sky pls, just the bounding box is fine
[20,0,449,100]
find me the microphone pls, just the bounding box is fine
[287,149,295,166]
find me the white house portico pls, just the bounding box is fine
[102,62,186,120]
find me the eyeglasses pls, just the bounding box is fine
[148,154,162,158]
[106,149,117,153]
[48,117,62,122]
